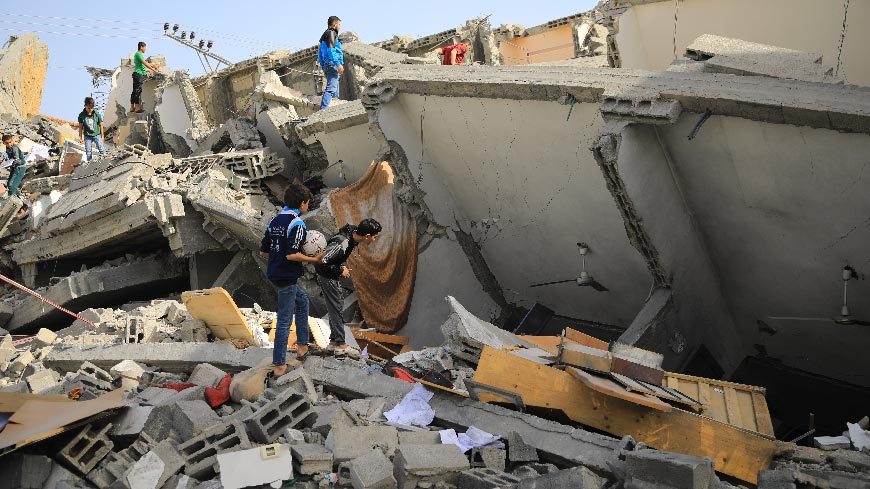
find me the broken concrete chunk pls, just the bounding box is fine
[25,368,60,393]
[290,443,333,475]
[333,425,400,464]
[33,328,57,348]
[393,444,470,488]
[109,359,146,391]
[349,449,397,489]
[186,363,228,388]
[623,450,717,489]
[814,435,852,451]
[8,350,34,373]
[170,400,222,442]
[507,432,538,463]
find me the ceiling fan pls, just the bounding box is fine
[768,266,870,327]
[530,242,609,292]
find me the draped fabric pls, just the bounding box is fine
[328,161,417,332]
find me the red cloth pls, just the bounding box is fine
[204,373,232,408]
[162,383,197,392]
[441,43,467,65]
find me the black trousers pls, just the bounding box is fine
[317,275,345,344]
[130,72,145,105]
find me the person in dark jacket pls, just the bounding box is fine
[314,218,382,353]
[1,134,29,217]
[317,15,344,110]
[259,183,324,376]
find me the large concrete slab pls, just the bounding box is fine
[44,343,271,373]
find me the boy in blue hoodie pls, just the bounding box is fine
[318,15,344,110]
[259,183,324,376]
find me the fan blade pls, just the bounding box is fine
[848,319,870,327]
[530,279,575,288]
[767,316,832,322]
[588,280,609,292]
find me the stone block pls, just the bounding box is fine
[109,359,146,391]
[291,443,334,475]
[393,444,470,489]
[170,399,221,441]
[814,435,852,451]
[349,449,397,489]
[471,447,506,471]
[311,402,345,436]
[507,432,538,463]
[756,470,797,489]
[333,425,400,463]
[33,327,58,348]
[245,387,317,443]
[165,303,188,324]
[274,366,318,402]
[57,423,115,475]
[179,318,209,342]
[187,363,228,387]
[9,350,34,373]
[0,454,54,489]
[398,430,443,446]
[623,450,716,489]
[111,405,154,440]
[517,466,603,489]
[177,420,251,480]
[26,368,60,393]
[86,432,160,488]
[458,468,522,489]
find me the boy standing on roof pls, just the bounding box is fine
[78,97,105,161]
[259,183,324,377]
[131,42,159,114]
[317,15,344,110]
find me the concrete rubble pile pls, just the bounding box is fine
[2,0,870,486]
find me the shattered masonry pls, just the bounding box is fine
[1,1,870,488]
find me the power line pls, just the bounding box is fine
[0,12,162,26]
[0,19,158,32]
[0,27,160,39]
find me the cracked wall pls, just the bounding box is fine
[0,34,48,119]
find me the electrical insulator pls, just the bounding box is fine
[190,32,196,40]
[163,23,170,31]
[198,40,205,49]
[172,24,179,33]
[207,40,213,49]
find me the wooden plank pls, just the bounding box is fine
[352,331,410,346]
[610,373,701,409]
[559,342,612,373]
[723,387,744,427]
[567,367,671,412]
[519,335,562,355]
[665,371,767,394]
[473,346,781,484]
[182,288,254,344]
[752,392,775,437]
[563,327,608,350]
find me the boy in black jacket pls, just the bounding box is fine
[259,183,324,376]
[315,218,382,352]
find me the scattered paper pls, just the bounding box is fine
[384,383,434,427]
[25,143,51,163]
[439,426,505,453]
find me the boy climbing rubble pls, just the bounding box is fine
[1,133,30,218]
[259,183,324,377]
[315,218,382,355]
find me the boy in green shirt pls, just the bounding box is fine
[77,97,105,161]
[131,42,159,113]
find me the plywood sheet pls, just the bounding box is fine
[563,327,609,350]
[329,162,417,332]
[474,346,781,484]
[182,287,255,344]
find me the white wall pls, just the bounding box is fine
[155,83,198,153]
[615,0,870,86]
[658,114,870,386]
[378,94,652,327]
[318,124,382,188]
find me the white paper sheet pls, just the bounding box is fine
[383,383,434,427]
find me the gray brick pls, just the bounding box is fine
[471,447,506,471]
[458,468,521,489]
[349,449,397,489]
[290,443,333,475]
[244,387,317,443]
[507,432,538,463]
[186,363,227,388]
[177,420,251,480]
[171,400,221,441]
[333,425,400,463]
[517,466,603,489]
[623,450,716,489]
[393,444,470,488]
[57,423,114,475]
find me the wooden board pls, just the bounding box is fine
[473,346,783,484]
[563,327,608,350]
[566,367,671,412]
[519,335,562,355]
[610,356,664,385]
[664,372,774,437]
[352,330,410,360]
[611,373,701,409]
[182,288,255,344]
[558,342,613,373]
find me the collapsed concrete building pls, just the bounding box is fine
[0,1,869,487]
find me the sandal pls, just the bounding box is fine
[296,347,311,362]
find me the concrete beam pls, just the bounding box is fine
[44,343,271,374]
[5,255,188,333]
[367,64,870,134]
[295,100,368,141]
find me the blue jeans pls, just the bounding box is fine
[320,63,340,109]
[84,135,106,161]
[273,283,310,366]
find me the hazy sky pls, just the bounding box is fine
[1,0,599,119]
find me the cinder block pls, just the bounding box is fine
[623,450,716,489]
[333,425,400,463]
[26,368,60,393]
[274,366,318,402]
[33,328,58,348]
[179,318,208,342]
[111,405,154,441]
[245,387,317,443]
[87,433,160,488]
[393,444,470,489]
[458,468,521,489]
[471,447,506,471]
[58,423,115,475]
[9,350,34,373]
[349,449,397,489]
[178,420,251,480]
[507,432,538,463]
[187,363,227,387]
[291,443,334,475]
[170,399,221,441]
[516,466,603,489]
[0,453,54,489]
